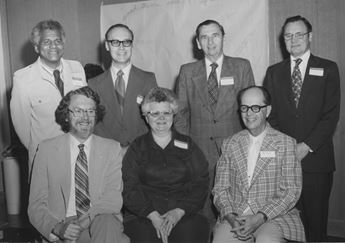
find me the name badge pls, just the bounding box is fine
[220,77,234,86]
[260,151,275,158]
[309,68,324,76]
[174,140,188,149]
[136,95,144,104]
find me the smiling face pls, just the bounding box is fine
[35,29,64,69]
[196,23,224,62]
[240,88,271,137]
[284,20,312,58]
[145,102,173,136]
[68,94,96,143]
[105,26,133,69]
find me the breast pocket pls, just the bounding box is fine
[31,96,59,119]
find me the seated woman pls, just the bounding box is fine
[123,87,210,243]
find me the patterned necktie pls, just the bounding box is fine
[75,144,90,217]
[53,70,64,97]
[115,70,125,113]
[207,63,218,109]
[291,58,302,107]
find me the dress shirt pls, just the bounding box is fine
[66,134,92,217]
[123,130,209,218]
[290,50,310,81]
[205,55,224,85]
[39,57,63,82]
[110,63,132,91]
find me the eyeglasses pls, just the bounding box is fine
[239,105,268,113]
[106,39,133,47]
[145,111,174,118]
[68,108,96,117]
[283,32,310,41]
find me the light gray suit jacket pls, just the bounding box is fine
[28,134,123,240]
[175,55,254,181]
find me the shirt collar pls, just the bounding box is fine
[69,133,92,150]
[111,62,132,79]
[205,54,224,67]
[38,57,63,75]
[290,50,310,65]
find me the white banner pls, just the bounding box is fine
[101,0,268,88]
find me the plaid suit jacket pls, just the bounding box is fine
[213,125,305,241]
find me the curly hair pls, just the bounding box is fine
[31,19,66,46]
[55,86,105,133]
[141,87,179,115]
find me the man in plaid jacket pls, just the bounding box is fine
[212,86,305,242]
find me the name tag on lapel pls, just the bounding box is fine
[220,77,234,86]
[260,151,275,158]
[136,95,144,104]
[72,73,85,86]
[174,140,188,149]
[309,68,324,76]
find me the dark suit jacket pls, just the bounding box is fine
[174,56,254,175]
[28,134,123,240]
[88,65,157,146]
[264,54,340,172]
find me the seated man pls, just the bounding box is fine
[28,86,129,243]
[212,86,305,243]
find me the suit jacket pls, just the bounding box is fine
[264,54,340,172]
[28,134,123,240]
[212,125,305,241]
[88,65,157,146]
[174,56,254,175]
[10,57,86,168]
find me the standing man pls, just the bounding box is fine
[264,15,340,241]
[212,86,305,243]
[174,19,254,223]
[88,24,157,147]
[10,20,87,170]
[28,87,129,242]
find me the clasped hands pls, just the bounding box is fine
[225,213,266,241]
[53,214,91,241]
[148,208,185,243]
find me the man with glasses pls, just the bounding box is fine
[88,24,157,148]
[28,86,129,242]
[263,15,340,241]
[174,19,254,225]
[212,86,305,243]
[10,20,86,171]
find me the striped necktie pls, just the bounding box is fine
[75,144,90,217]
[291,58,302,107]
[115,70,125,113]
[53,69,64,97]
[207,63,218,110]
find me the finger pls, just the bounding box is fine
[230,225,246,232]
[156,228,161,239]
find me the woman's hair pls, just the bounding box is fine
[141,87,179,114]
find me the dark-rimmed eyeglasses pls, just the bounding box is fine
[239,105,268,113]
[145,111,174,118]
[283,32,310,41]
[106,39,133,47]
[68,108,96,117]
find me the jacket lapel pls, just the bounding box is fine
[58,134,72,206]
[297,54,316,110]
[192,60,213,113]
[281,60,297,111]
[88,135,104,202]
[236,132,250,189]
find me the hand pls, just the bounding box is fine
[147,211,167,243]
[161,208,185,237]
[78,214,91,230]
[296,142,310,161]
[53,221,83,241]
[224,214,243,239]
[232,214,266,241]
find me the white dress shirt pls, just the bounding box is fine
[205,54,224,85]
[110,62,132,91]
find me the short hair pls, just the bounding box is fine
[55,86,105,133]
[105,24,134,41]
[282,15,312,33]
[196,19,225,38]
[237,85,271,106]
[141,87,179,115]
[30,20,66,46]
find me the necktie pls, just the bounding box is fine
[115,70,125,113]
[75,144,90,217]
[53,70,64,97]
[208,63,218,110]
[291,58,302,107]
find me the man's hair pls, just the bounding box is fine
[141,87,179,115]
[282,15,312,33]
[105,23,134,41]
[237,85,272,106]
[55,87,105,133]
[196,19,225,38]
[30,20,66,46]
